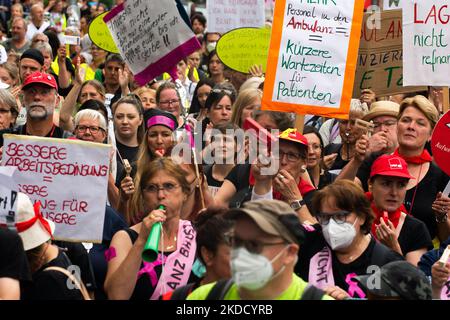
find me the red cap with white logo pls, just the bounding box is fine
[370,154,414,179]
[22,72,58,91]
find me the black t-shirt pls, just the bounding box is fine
[309,170,337,190]
[204,165,227,197]
[123,228,199,300]
[0,228,31,282]
[22,249,83,300]
[357,157,449,239]
[295,224,404,296]
[115,140,139,185]
[397,215,433,255]
[224,163,252,208]
[323,143,349,171]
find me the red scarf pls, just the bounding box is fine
[15,201,53,237]
[249,171,315,200]
[366,192,408,239]
[393,148,432,164]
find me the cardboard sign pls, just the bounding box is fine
[354,10,426,98]
[216,27,271,73]
[104,0,200,86]
[261,0,364,119]
[403,1,450,86]
[383,0,402,11]
[2,135,110,243]
[207,0,265,33]
[0,167,18,229]
[431,111,450,176]
[88,12,120,53]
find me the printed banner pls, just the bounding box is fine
[403,1,450,86]
[104,0,201,86]
[2,135,110,243]
[262,0,364,119]
[207,0,265,33]
[354,10,425,98]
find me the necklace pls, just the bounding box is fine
[164,235,177,250]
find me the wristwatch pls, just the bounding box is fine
[290,199,306,211]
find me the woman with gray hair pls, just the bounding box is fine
[73,109,108,144]
[323,99,369,172]
[0,89,19,130]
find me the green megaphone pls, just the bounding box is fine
[142,205,165,262]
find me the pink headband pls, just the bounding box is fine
[146,115,176,131]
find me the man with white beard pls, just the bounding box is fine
[0,71,72,147]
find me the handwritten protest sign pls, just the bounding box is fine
[207,0,265,33]
[216,27,271,73]
[262,0,364,119]
[104,0,200,86]
[403,1,450,86]
[383,0,402,11]
[354,10,425,98]
[0,167,18,229]
[88,12,120,53]
[2,135,110,243]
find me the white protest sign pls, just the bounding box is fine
[2,135,110,243]
[383,0,402,11]
[262,0,364,119]
[207,0,265,33]
[104,0,200,86]
[403,1,450,86]
[0,166,18,229]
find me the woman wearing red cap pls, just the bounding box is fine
[367,154,433,266]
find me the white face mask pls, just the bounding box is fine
[321,217,358,251]
[206,41,217,53]
[230,246,288,291]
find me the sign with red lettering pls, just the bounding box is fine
[1,135,110,243]
[207,0,265,33]
[403,1,450,86]
[431,111,450,176]
[104,0,200,86]
[354,10,426,98]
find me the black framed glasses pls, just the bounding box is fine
[316,211,352,225]
[159,99,180,106]
[143,183,180,194]
[75,125,105,134]
[225,232,286,254]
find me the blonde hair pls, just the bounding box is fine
[230,88,263,127]
[399,95,439,129]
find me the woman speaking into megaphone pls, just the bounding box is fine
[104,158,198,300]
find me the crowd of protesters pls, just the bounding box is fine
[0,0,449,301]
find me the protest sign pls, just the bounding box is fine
[207,0,265,33]
[2,135,110,243]
[403,1,450,86]
[216,27,271,74]
[354,10,425,98]
[383,0,402,11]
[0,167,18,229]
[431,111,450,176]
[104,0,201,86]
[262,0,364,119]
[88,12,120,53]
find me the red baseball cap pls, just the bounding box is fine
[22,72,58,91]
[370,154,414,179]
[278,128,308,147]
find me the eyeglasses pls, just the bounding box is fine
[76,125,105,134]
[316,211,352,225]
[143,183,180,194]
[225,233,286,254]
[373,120,397,130]
[159,99,180,107]
[273,151,302,162]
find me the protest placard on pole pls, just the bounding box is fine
[216,27,271,73]
[207,0,265,33]
[88,11,120,53]
[262,0,364,119]
[403,1,450,86]
[104,0,201,86]
[2,135,111,243]
[0,166,18,230]
[383,0,402,11]
[354,10,426,98]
